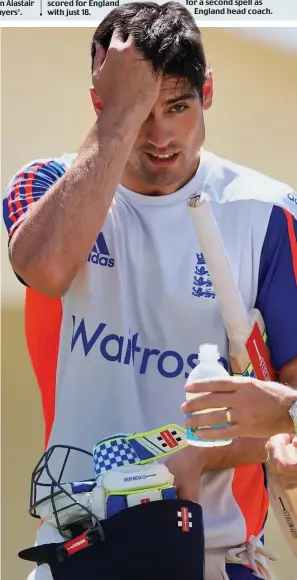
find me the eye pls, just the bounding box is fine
[171,104,189,113]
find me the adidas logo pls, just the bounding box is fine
[87,233,114,268]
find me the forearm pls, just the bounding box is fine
[9,105,145,296]
[200,437,268,473]
[165,437,269,502]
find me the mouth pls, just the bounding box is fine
[145,152,179,166]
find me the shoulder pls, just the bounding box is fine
[4,153,77,194]
[3,153,77,236]
[205,151,296,219]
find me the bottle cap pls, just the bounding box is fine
[198,343,220,363]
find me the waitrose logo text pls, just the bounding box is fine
[71,317,228,379]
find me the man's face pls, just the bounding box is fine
[121,76,207,195]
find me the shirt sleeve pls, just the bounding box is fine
[256,204,297,370]
[2,159,66,239]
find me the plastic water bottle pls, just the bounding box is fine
[186,343,232,447]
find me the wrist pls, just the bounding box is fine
[101,100,148,123]
[187,443,228,474]
[96,103,146,142]
[177,444,208,474]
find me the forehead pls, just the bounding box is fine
[158,76,198,102]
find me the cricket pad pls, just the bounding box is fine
[19,499,204,579]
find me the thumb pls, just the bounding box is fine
[269,433,291,448]
[266,433,291,467]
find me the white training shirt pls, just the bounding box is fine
[3,149,297,564]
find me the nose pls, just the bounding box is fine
[145,116,173,150]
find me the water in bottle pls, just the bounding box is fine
[186,343,232,447]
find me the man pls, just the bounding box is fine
[2,2,297,579]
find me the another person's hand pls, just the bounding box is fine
[182,377,297,439]
[266,433,297,487]
[92,30,161,116]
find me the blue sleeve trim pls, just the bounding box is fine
[256,206,297,370]
[2,159,66,236]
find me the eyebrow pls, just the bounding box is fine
[165,92,197,105]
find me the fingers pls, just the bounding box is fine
[184,408,237,430]
[284,443,297,465]
[266,434,290,465]
[93,42,106,70]
[182,392,235,415]
[184,407,239,440]
[185,377,243,395]
[266,435,297,478]
[109,29,136,50]
[191,424,240,441]
[94,30,132,72]
[92,30,133,88]
[267,453,297,480]
[109,28,124,48]
[268,433,291,448]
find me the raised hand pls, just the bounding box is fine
[92,30,161,119]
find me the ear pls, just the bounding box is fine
[203,70,213,111]
[90,88,104,116]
